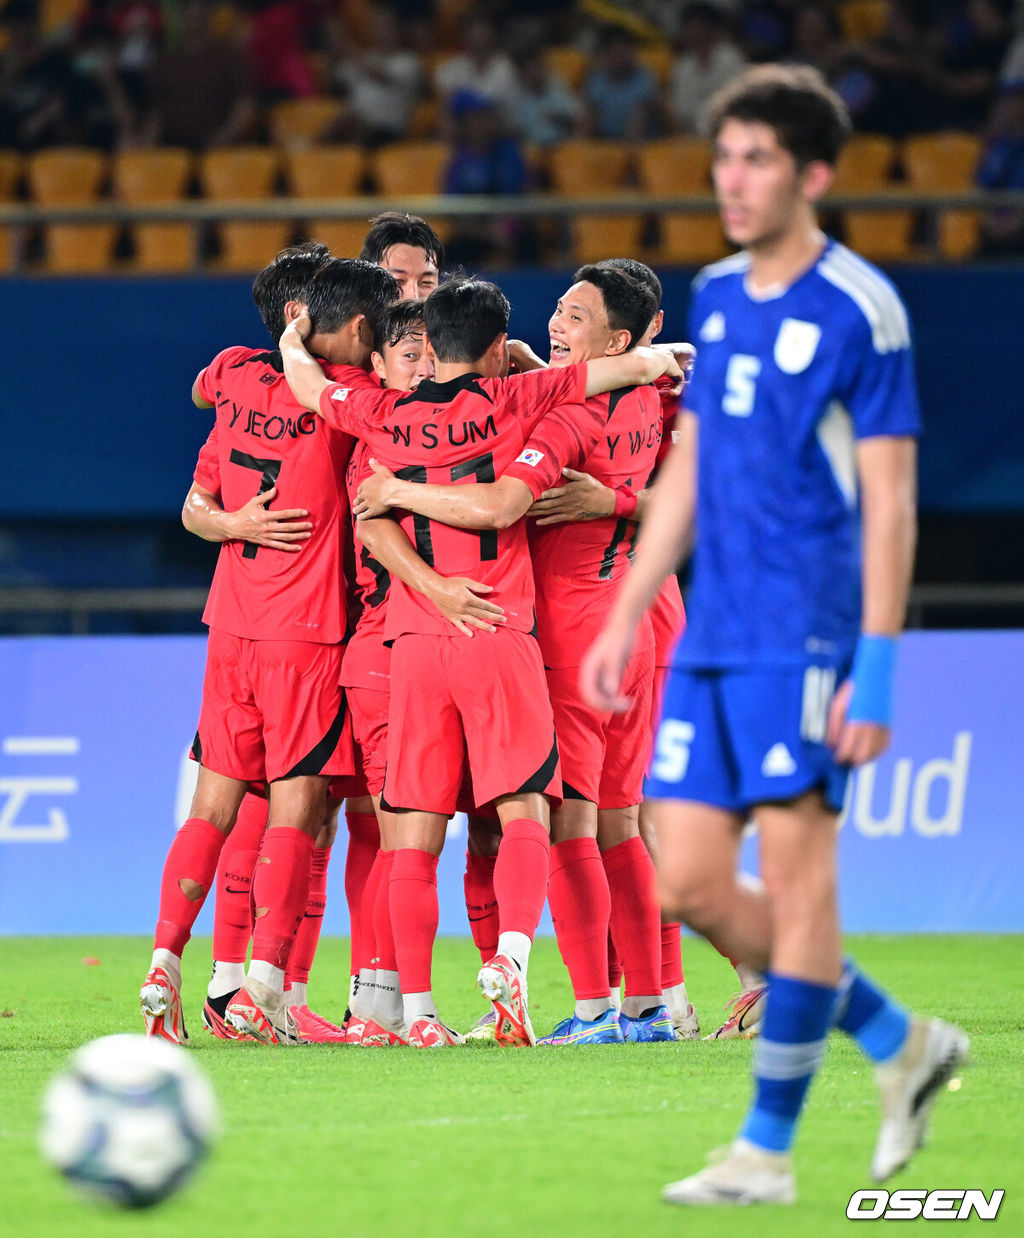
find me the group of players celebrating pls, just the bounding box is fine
[139,64,967,1208]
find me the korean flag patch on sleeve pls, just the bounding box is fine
[516,448,545,466]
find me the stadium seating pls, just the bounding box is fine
[27,147,115,273]
[284,144,369,258]
[829,134,913,263]
[902,132,983,261]
[268,97,344,149]
[113,148,195,273]
[372,141,448,196]
[547,139,641,265]
[636,44,674,90]
[40,0,85,33]
[0,150,22,272]
[546,46,589,91]
[199,145,290,272]
[636,136,726,265]
[372,141,450,241]
[838,0,890,40]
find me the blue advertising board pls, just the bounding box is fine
[0,631,1021,936]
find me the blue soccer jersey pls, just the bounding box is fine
[677,240,922,668]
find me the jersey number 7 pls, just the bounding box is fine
[230,449,282,559]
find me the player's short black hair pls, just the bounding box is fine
[305,258,401,345]
[703,64,852,168]
[595,257,662,307]
[376,298,427,350]
[359,212,444,270]
[572,264,659,352]
[252,241,331,342]
[423,276,509,363]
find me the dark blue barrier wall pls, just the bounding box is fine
[2,264,1022,517]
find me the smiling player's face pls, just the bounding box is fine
[547,280,617,366]
[712,118,808,250]
[380,244,439,301]
[373,329,434,390]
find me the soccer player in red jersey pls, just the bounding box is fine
[338,299,507,1047]
[521,258,704,1041]
[282,274,681,1046]
[355,269,684,1045]
[341,213,446,1034]
[180,242,353,1044]
[139,257,400,1047]
[359,211,442,301]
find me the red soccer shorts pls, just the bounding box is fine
[383,628,561,814]
[548,639,654,809]
[348,684,390,798]
[193,628,354,784]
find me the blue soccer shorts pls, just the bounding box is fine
[644,662,852,814]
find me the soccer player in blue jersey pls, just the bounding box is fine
[581,64,968,1206]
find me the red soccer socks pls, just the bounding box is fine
[285,843,331,986]
[250,826,314,971]
[464,852,499,963]
[548,836,611,1002]
[211,792,266,964]
[345,810,380,979]
[603,835,661,999]
[389,848,439,995]
[155,817,225,956]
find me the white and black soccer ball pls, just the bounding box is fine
[39,1033,218,1208]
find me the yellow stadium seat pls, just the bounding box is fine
[113,148,195,273]
[902,132,982,260]
[285,145,368,258]
[408,96,442,142]
[0,150,21,198]
[838,0,890,41]
[41,0,85,33]
[372,141,448,196]
[200,146,290,272]
[269,96,345,149]
[0,150,22,272]
[28,147,115,273]
[636,44,674,89]
[285,144,365,198]
[828,134,913,263]
[548,139,641,264]
[546,46,589,91]
[636,137,726,264]
[200,145,281,198]
[371,142,450,242]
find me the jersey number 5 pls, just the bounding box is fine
[230,449,282,559]
[651,719,696,783]
[723,355,761,418]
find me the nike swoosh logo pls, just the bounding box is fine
[224,886,249,894]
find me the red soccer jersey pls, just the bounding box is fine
[340,439,392,689]
[527,383,664,667]
[194,346,361,644]
[654,375,681,470]
[318,364,592,640]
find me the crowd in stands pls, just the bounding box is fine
[2,0,1024,261]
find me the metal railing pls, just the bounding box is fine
[1,582,1021,635]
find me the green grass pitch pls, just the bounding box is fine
[2,934,1022,1236]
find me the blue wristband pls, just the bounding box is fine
[847,634,897,726]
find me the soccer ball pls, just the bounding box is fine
[39,1033,218,1208]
